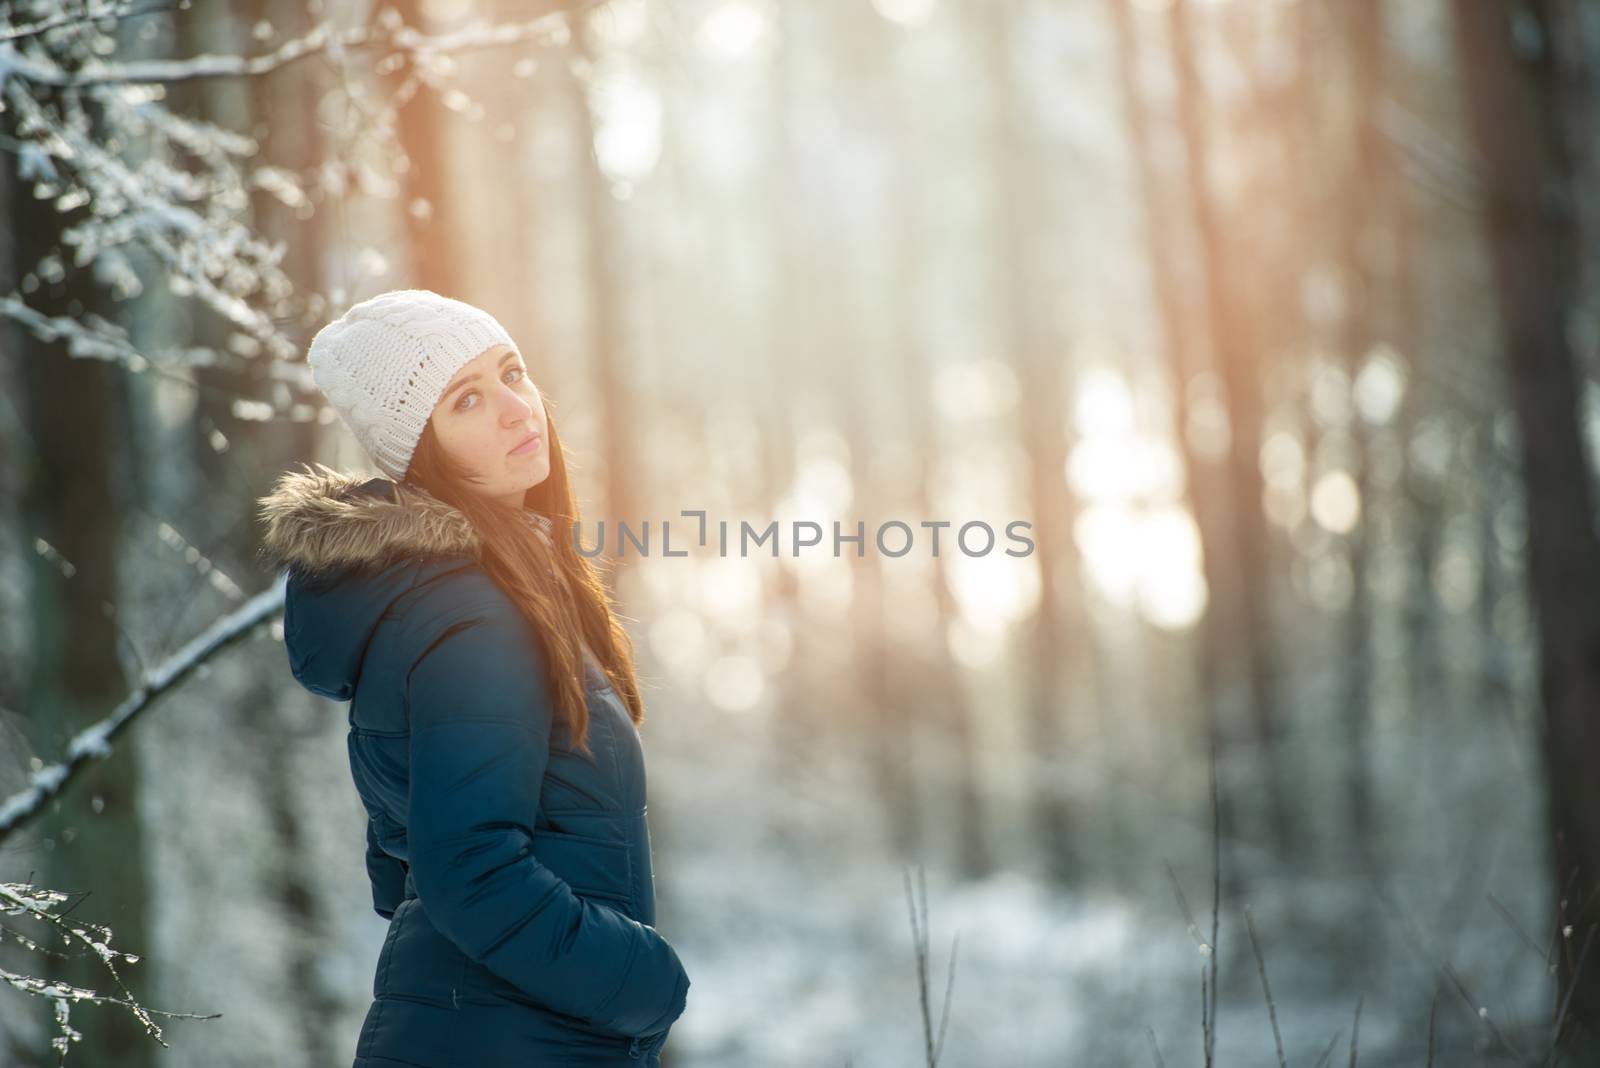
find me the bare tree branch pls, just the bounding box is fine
[0,574,287,843]
[0,1,613,90]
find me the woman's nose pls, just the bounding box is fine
[497,386,534,424]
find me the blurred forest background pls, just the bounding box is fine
[1,0,1598,1065]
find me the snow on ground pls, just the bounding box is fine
[644,683,1554,1068]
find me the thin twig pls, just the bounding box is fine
[1545,923,1598,1068]
[1439,960,1527,1064]
[1164,859,1207,951]
[1488,891,1554,964]
[1243,906,1287,1068]
[898,866,958,1068]
[0,881,220,1047]
[1144,1023,1166,1068]
[1548,867,1583,988]
[933,932,958,1067]
[1310,1028,1343,1068]
[0,963,218,1022]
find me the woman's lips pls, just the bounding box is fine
[510,432,541,456]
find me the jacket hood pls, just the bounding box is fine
[256,463,483,701]
[257,462,482,579]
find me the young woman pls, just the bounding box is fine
[256,289,689,1067]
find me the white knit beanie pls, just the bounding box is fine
[306,289,518,480]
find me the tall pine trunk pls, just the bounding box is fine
[1451,0,1600,1050]
[1104,0,1243,890]
[1168,0,1293,861]
[971,0,1083,885]
[9,100,154,1068]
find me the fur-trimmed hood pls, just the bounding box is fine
[257,461,555,575]
[257,463,496,701]
[257,463,476,701]
[256,461,482,579]
[256,462,557,701]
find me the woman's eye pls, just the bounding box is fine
[454,368,526,412]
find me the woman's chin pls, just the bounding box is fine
[506,459,550,490]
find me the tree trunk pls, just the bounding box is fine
[393,0,467,296]
[971,0,1085,886]
[1104,0,1243,892]
[758,1,822,824]
[10,105,154,1068]
[1167,0,1294,861]
[1451,0,1600,1051]
[1336,0,1384,865]
[871,4,991,881]
[250,2,338,1058]
[161,5,338,1061]
[565,14,639,578]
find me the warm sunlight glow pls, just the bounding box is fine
[1309,469,1361,533]
[1354,345,1406,425]
[787,441,856,515]
[948,549,1041,635]
[872,0,937,26]
[649,608,711,686]
[1259,429,1306,488]
[698,2,770,63]
[1066,435,1183,503]
[1064,366,1203,625]
[1074,503,1208,629]
[1073,366,1136,437]
[589,0,650,47]
[703,654,766,713]
[946,615,1006,669]
[1136,507,1208,630]
[1185,373,1231,461]
[933,358,1019,422]
[696,555,764,622]
[793,550,854,620]
[591,67,662,184]
[757,616,794,673]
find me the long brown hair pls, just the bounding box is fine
[402,398,644,759]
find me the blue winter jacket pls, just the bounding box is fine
[257,464,689,1067]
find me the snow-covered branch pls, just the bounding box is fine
[0,1,174,47]
[0,573,288,844]
[0,1,608,90]
[1,880,221,1060]
[0,0,607,423]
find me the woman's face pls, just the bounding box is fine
[428,343,550,507]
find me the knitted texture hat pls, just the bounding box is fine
[306,289,517,480]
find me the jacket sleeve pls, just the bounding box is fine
[364,817,408,921]
[401,584,689,1038]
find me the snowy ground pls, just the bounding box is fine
[645,682,1555,1068]
[0,625,1556,1067]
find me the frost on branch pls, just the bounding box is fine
[0,0,599,421]
[0,881,218,1065]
